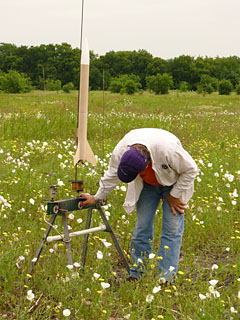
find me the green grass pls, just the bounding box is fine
[0,90,239,319]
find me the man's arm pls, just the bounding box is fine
[164,145,197,214]
[80,150,122,205]
[168,146,198,198]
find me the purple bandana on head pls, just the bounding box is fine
[117,147,147,183]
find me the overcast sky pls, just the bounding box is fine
[1,0,240,59]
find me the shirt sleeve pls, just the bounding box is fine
[94,150,121,200]
[168,146,198,201]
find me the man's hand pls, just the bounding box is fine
[163,194,186,216]
[79,193,97,206]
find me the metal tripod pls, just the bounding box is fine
[29,202,130,275]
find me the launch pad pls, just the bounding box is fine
[29,181,130,275]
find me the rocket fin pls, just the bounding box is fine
[73,140,97,166]
[85,140,97,166]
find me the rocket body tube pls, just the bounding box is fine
[74,38,96,166]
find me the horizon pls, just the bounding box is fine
[1,41,240,60]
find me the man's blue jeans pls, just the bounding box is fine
[130,183,184,282]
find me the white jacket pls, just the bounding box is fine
[94,128,198,214]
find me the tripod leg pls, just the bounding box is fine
[96,204,130,274]
[81,208,93,269]
[62,213,73,265]
[29,213,58,274]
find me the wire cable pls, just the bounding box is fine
[75,0,85,180]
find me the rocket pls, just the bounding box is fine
[73,38,97,166]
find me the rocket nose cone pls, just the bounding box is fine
[81,38,89,65]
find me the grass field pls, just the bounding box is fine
[0,90,239,319]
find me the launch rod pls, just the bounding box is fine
[75,0,85,179]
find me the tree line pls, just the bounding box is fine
[1,42,240,94]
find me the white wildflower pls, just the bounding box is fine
[57,179,64,186]
[152,286,161,294]
[103,241,112,248]
[73,262,81,268]
[209,280,218,286]
[68,213,74,220]
[230,307,238,314]
[169,266,175,272]
[97,250,103,259]
[146,294,154,303]
[199,293,207,300]
[159,277,166,284]
[212,290,220,298]
[211,264,219,271]
[224,173,234,182]
[101,282,110,289]
[66,264,73,270]
[233,189,238,198]
[120,186,127,192]
[26,290,35,301]
[63,309,71,317]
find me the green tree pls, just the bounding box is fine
[124,79,141,94]
[129,50,153,89]
[109,74,141,94]
[168,55,199,90]
[179,81,189,92]
[197,75,218,94]
[236,83,240,95]
[62,82,74,93]
[0,70,4,90]
[100,51,133,77]
[218,80,233,95]
[0,70,33,93]
[146,73,173,94]
[89,66,102,90]
[210,56,240,87]
[45,79,61,91]
[109,78,124,93]
[146,57,168,77]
